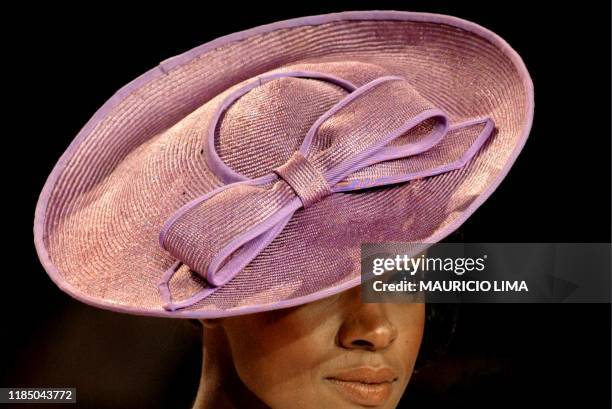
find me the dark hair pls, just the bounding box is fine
[413,303,460,372]
[412,228,464,371]
[185,318,203,333]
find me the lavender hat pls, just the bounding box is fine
[33,10,534,318]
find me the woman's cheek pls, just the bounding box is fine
[223,312,334,404]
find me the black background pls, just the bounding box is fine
[6,1,611,408]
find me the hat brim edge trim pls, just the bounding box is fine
[33,9,535,319]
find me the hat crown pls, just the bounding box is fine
[209,61,399,182]
[215,74,346,180]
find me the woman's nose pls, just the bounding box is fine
[337,300,398,351]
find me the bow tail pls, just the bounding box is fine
[334,117,495,192]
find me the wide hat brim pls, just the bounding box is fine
[34,10,534,318]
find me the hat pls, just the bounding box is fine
[33,10,534,318]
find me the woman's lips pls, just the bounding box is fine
[325,367,398,407]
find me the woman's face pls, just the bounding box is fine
[213,285,425,408]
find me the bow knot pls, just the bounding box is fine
[273,150,332,208]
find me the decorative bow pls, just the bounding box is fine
[157,72,495,311]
